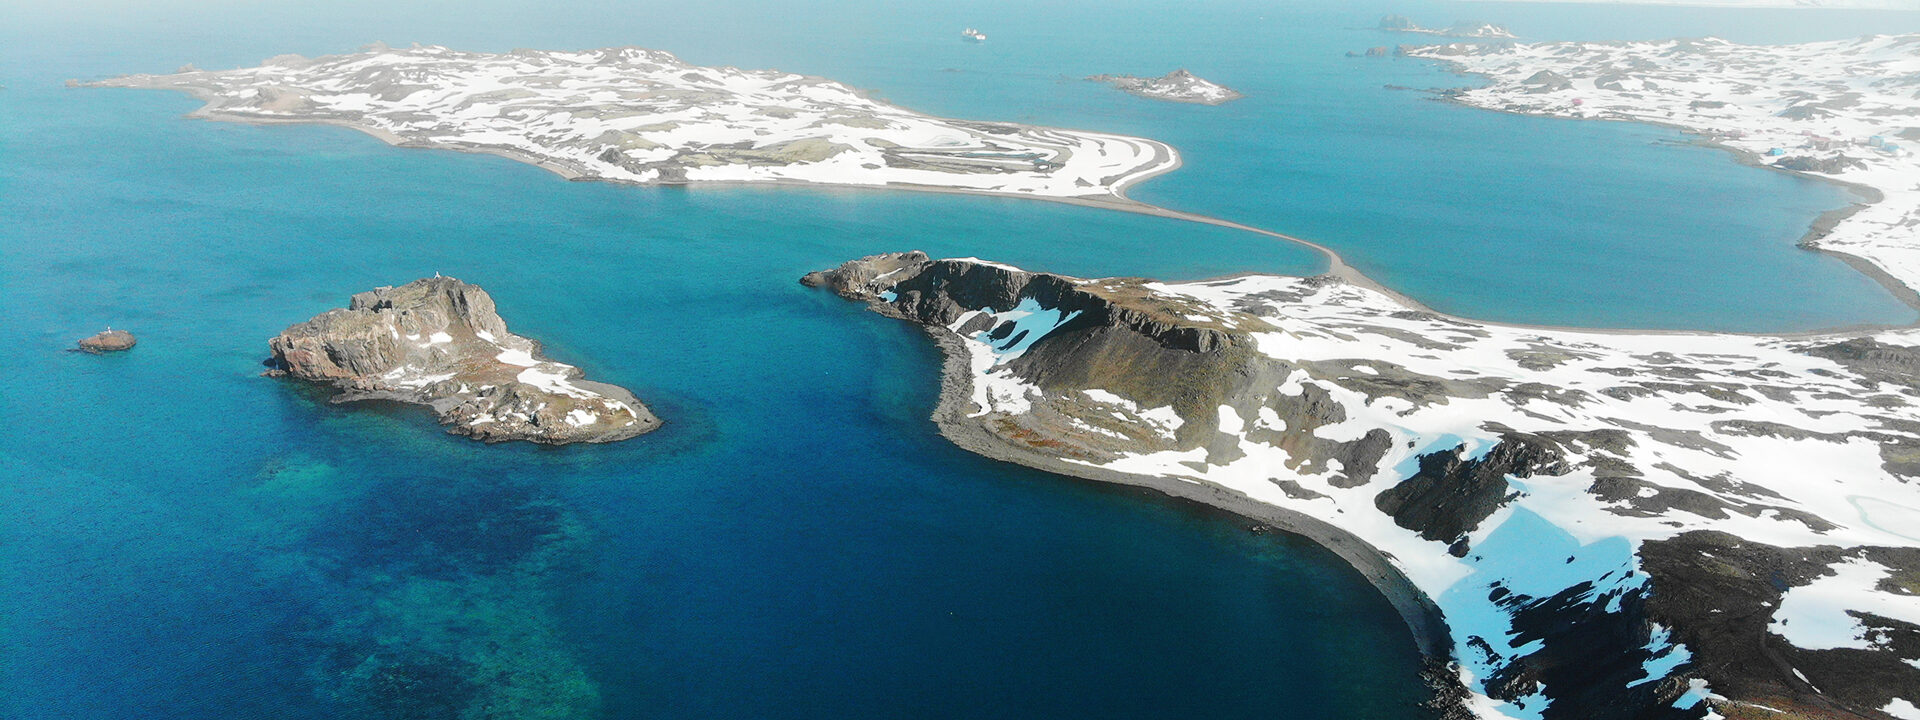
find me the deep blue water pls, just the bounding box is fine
[3,1,1917,718]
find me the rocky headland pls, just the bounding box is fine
[266,277,658,444]
[76,329,136,353]
[1087,70,1245,105]
[807,252,1920,720]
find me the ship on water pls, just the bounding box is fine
[962,27,986,42]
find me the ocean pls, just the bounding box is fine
[3,0,1915,717]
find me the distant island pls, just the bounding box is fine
[1378,14,1517,39]
[808,250,1920,720]
[267,276,658,444]
[1404,34,1920,310]
[89,44,1180,202]
[1087,70,1245,105]
[75,329,136,353]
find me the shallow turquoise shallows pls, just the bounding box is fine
[3,1,1915,718]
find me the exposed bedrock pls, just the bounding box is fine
[1375,433,1572,556]
[1641,532,1920,720]
[1805,337,1920,394]
[1479,581,1699,720]
[266,277,659,444]
[804,252,1385,475]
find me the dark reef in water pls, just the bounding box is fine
[250,453,604,720]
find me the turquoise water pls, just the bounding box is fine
[4,1,1917,718]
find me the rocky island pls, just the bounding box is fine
[808,252,1920,720]
[1087,70,1245,105]
[75,329,136,353]
[89,44,1179,201]
[1403,34,1920,305]
[267,276,658,444]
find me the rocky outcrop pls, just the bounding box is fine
[1773,154,1866,174]
[804,252,1347,464]
[1640,532,1920,719]
[1804,336,1920,393]
[1086,70,1244,105]
[1375,433,1572,556]
[1521,70,1573,93]
[76,329,136,353]
[266,277,658,444]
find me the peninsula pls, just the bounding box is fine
[267,277,658,444]
[808,252,1920,720]
[89,44,1179,200]
[1087,70,1245,105]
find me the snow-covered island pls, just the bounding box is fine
[808,252,1920,720]
[1380,14,1518,40]
[1086,70,1246,105]
[89,44,1179,200]
[1404,34,1920,302]
[267,276,659,444]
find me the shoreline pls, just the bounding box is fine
[193,80,1474,710]
[1405,61,1920,333]
[137,79,1919,339]
[920,331,1458,659]
[913,328,1470,715]
[111,71,1918,716]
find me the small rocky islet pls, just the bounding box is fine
[266,276,658,444]
[75,329,136,353]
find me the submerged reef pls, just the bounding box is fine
[247,453,603,720]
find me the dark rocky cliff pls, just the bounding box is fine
[805,252,1372,468]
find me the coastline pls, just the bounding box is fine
[133,79,1920,338]
[920,330,1458,661]
[106,65,1920,718]
[1407,61,1920,330]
